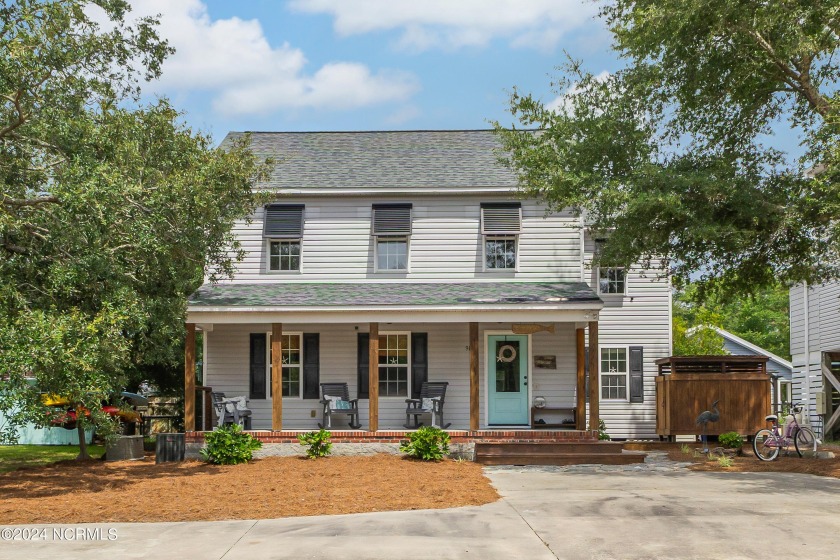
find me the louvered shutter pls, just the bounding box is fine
[263,204,304,238]
[629,346,644,403]
[302,333,320,399]
[410,333,428,399]
[357,333,369,399]
[249,334,267,399]
[481,203,521,234]
[372,204,412,235]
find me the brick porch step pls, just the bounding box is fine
[474,442,646,466]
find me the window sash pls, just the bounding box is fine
[269,240,301,271]
[600,347,628,401]
[378,333,409,397]
[599,267,626,294]
[269,334,303,398]
[376,237,408,271]
[485,236,517,269]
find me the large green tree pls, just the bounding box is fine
[495,0,839,295]
[0,1,267,455]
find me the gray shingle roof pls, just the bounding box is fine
[220,130,520,190]
[189,282,600,308]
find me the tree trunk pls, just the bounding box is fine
[76,416,90,460]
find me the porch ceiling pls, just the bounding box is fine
[187,281,603,324]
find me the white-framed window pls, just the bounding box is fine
[268,239,301,271]
[268,333,303,398]
[484,235,517,270]
[372,204,412,272]
[481,203,521,271]
[375,237,408,271]
[598,267,626,295]
[264,204,304,273]
[600,346,628,401]
[378,332,410,397]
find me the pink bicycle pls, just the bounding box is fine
[753,403,817,461]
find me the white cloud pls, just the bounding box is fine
[546,70,611,114]
[118,0,418,116]
[288,0,598,51]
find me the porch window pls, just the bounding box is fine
[269,333,302,398]
[378,333,409,397]
[372,204,411,272]
[481,203,521,271]
[601,347,628,400]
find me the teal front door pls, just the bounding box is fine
[487,335,529,425]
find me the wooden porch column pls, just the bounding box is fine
[576,327,586,430]
[368,322,379,432]
[588,321,599,432]
[184,323,196,432]
[469,322,479,432]
[271,323,283,431]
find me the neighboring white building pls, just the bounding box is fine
[790,282,840,439]
[186,131,672,439]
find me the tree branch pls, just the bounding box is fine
[1,195,59,207]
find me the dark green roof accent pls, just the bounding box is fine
[188,282,600,308]
[220,130,520,190]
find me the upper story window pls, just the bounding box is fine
[595,238,626,294]
[372,204,412,272]
[264,204,304,272]
[481,203,521,270]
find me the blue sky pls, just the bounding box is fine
[125,0,618,143]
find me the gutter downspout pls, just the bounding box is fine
[803,282,811,425]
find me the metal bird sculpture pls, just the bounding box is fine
[695,400,720,452]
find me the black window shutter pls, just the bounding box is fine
[584,346,589,402]
[411,333,428,399]
[357,333,369,399]
[263,204,304,238]
[629,346,644,403]
[302,333,320,399]
[249,333,266,399]
[372,204,412,235]
[480,202,522,234]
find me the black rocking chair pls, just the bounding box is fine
[318,383,361,429]
[405,381,450,429]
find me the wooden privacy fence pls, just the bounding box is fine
[656,356,771,438]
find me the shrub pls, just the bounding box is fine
[298,429,333,459]
[718,432,744,449]
[200,424,262,465]
[717,455,734,468]
[680,443,692,455]
[597,419,610,441]
[400,426,450,461]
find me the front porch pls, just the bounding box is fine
[184,282,606,435]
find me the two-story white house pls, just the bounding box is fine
[184,130,671,441]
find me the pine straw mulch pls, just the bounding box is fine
[665,443,840,478]
[0,454,499,525]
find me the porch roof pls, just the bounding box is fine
[187,282,602,324]
[189,281,600,308]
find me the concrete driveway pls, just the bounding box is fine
[2,469,839,559]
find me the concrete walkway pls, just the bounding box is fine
[2,468,840,559]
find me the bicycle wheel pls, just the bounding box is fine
[753,429,780,461]
[794,426,817,456]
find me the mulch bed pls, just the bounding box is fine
[0,454,499,525]
[665,445,840,478]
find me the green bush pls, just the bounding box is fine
[597,419,610,441]
[718,432,743,449]
[298,429,333,459]
[200,424,262,465]
[400,426,450,461]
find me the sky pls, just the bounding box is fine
[119,0,619,144]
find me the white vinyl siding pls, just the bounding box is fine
[218,197,581,282]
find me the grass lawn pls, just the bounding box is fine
[0,444,105,473]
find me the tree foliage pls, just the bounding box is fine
[673,283,791,359]
[0,1,268,449]
[495,0,839,296]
